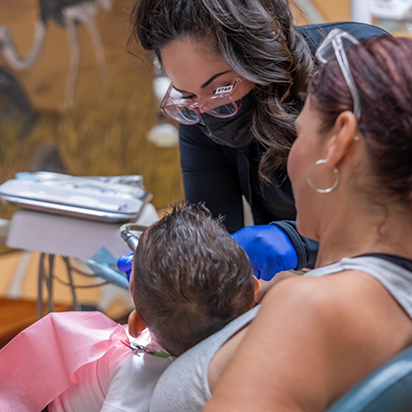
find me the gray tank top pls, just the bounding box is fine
[149,256,412,412]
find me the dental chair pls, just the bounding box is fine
[326,345,412,412]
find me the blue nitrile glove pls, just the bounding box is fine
[117,253,134,282]
[231,225,298,281]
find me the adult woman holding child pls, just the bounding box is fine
[129,0,387,280]
[149,34,412,411]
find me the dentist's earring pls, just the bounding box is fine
[353,135,360,141]
[307,159,340,194]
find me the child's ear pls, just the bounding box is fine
[253,276,259,294]
[128,310,147,338]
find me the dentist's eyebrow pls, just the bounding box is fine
[200,70,232,89]
[173,85,190,94]
[172,70,233,94]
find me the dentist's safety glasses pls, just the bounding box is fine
[316,28,361,120]
[160,77,243,125]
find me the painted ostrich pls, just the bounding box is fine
[0,66,37,141]
[0,0,113,108]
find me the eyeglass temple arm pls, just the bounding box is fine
[333,38,361,119]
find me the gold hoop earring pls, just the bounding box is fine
[307,159,340,194]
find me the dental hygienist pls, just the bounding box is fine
[128,0,388,279]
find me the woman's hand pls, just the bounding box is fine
[231,225,298,281]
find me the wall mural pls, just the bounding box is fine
[0,0,113,108]
[0,0,183,225]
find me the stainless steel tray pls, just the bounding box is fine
[0,173,153,223]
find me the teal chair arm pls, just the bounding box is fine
[326,345,412,412]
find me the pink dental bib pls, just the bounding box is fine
[0,311,130,412]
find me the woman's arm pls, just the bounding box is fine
[204,272,412,412]
[231,223,318,280]
[179,124,244,233]
[271,220,319,270]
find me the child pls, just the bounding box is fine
[0,203,257,412]
[0,311,172,412]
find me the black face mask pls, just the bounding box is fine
[199,90,256,148]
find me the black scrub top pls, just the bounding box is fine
[179,22,389,270]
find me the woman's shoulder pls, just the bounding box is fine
[204,272,412,412]
[297,22,391,53]
[264,270,368,306]
[260,269,393,327]
[253,271,410,369]
[262,262,412,342]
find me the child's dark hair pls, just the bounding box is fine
[131,203,254,356]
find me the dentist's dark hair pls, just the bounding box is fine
[309,35,412,203]
[131,203,254,356]
[129,0,314,178]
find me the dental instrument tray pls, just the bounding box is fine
[0,172,153,223]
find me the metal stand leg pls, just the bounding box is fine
[38,253,83,317]
[63,256,81,311]
[38,253,56,318]
[37,252,45,318]
[46,254,55,313]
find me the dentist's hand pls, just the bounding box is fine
[117,253,133,282]
[231,225,298,281]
